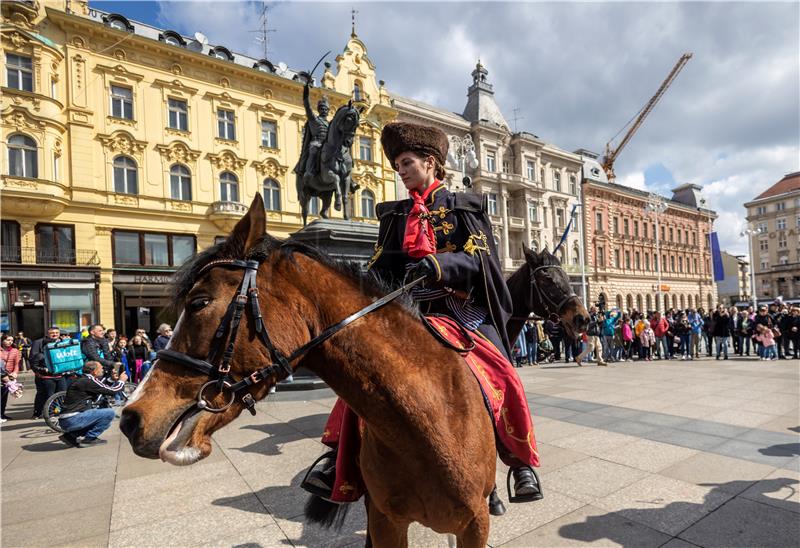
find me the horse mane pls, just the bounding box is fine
[170,234,415,314]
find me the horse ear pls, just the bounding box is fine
[227,193,266,256]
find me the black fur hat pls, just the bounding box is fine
[380,122,449,168]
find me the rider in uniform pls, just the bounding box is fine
[294,81,330,181]
[302,122,541,505]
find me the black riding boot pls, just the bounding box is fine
[510,466,543,502]
[300,450,338,501]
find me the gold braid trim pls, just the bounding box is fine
[366,245,383,270]
[464,231,490,256]
[500,407,535,450]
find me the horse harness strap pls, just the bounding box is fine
[157,257,426,416]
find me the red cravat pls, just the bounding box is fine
[402,180,440,259]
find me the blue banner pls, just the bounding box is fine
[553,203,579,254]
[710,232,724,282]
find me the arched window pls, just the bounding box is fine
[680,294,685,309]
[557,247,566,264]
[113,155,137,194]
[646,294,652,312]
[616,294,623,310]
[263,178,281,211]
[687,294,693,308]
[626,294,633,311]
[636,294,643,311]
[353,81,362,101]
[530,240,539,252]
[572,244,580,265]
[360,189,375,218]
[170,164,191,201]
[7,134,37,178]
[219,171,239,202]
[707,294,713,310]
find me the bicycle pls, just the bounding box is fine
[43,381,137,433]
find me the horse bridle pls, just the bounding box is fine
[157,255,424,416]
[529,264,579,316]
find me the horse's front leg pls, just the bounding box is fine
[457,511,490,548]
[367,497,409,548]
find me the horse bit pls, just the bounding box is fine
[157,255,424,416]
[529,264,579,316]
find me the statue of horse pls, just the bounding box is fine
[119,196,586,546]
[505,245,589,343]
[296,102,360,226]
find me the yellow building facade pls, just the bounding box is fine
[1,0,398,339]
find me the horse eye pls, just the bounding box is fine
[189,297,210,311]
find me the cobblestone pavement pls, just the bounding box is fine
[2,356,798,547]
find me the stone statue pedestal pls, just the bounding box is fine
[276,218,379,391]
[289,218,380,264]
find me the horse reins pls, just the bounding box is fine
[157,256,425,416]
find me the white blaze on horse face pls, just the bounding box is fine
[126,311,185,405]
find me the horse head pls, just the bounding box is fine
[120,196,311,464]
[328,103,360,149]
[522,245,589,338]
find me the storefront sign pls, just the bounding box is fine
[113,273,174,284]
[3,270,96,281]
[125,297,170,307]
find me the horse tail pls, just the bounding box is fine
[304,495,350,530]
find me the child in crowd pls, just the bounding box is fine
[754,324,778,361]
[639,320,656,361]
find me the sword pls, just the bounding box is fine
[306,51,331,85]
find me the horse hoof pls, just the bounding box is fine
[489,497,506,516]
[334,202,342,211]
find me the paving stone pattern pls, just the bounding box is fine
[1,356,798,547]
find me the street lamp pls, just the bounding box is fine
[740,224,763,310]
[447,134,479,188]
[646,194,668,312]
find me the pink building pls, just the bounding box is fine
[579,153,717,312]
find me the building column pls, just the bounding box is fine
[500,190,511,267]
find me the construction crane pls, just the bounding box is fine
[602,53,692,181]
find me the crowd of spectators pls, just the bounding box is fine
[0,323,172,423]
[513,300,800,366]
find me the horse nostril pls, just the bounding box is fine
[119,408,141,441]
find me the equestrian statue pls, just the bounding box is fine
[294,72,360,226]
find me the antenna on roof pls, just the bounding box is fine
[511,107,524,133]
[250,1,277,59]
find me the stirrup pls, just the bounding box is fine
[300,450,338,501]
[506,466,543,503]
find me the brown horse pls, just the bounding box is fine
[505,245,589,344]
[120,194,496,546]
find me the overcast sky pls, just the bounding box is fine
[93,1,799,256]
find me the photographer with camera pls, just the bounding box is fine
[57,361,128,448]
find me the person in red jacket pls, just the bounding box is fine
[0,335,21,376]
[651,312,671,360]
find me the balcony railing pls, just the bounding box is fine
[0,246,100,266]
[211,201,248,215]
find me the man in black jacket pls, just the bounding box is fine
[81,324,120,375]
[57,361,127,448]
[711,305,733,360]
[29,326,67,419]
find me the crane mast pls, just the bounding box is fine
[602,53,692,181]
